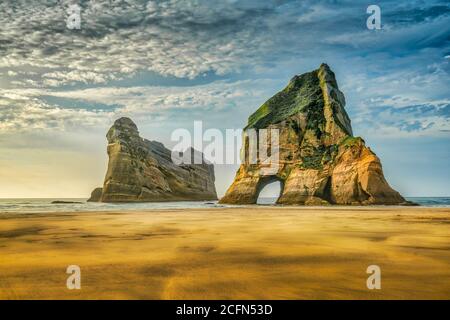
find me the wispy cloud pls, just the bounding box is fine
[0,0,449,135]
[0,79,274,132]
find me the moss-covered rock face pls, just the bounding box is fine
[220,64,408,206]
[246,70,324,130]
[340,136,364,148]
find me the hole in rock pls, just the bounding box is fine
[256,180,282,205]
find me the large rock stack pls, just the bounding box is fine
[220,64,408,205]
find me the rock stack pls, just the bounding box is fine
[220,64,408,205]
[89,117,217,202]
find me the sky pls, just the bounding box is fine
[0,0,449,198]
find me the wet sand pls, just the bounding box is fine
[0,206,449,299]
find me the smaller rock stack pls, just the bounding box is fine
[88,117,217,202]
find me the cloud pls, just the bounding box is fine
[0,78,275,133]
[0,0,444,86]
[0,0,295,84]
[355,100,450,137]
[0,0,448,137]
[0,89,113,133]
[50,79,268,110]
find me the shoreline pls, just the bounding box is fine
[1,203,450,216]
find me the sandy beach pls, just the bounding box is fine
[0,206,449,300]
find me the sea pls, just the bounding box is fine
[0,197,449,214]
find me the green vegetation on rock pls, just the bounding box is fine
[246,70,325,131]
[340,136,364,148]
[300,144,338,170]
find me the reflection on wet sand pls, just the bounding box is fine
[0,206,449,299]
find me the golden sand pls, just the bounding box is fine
[0,206,449,299]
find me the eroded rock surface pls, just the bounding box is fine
[89,117,217,202]
[220,64,408,205]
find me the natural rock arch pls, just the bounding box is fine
[219,64,408,206]
[255,176,285,204]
